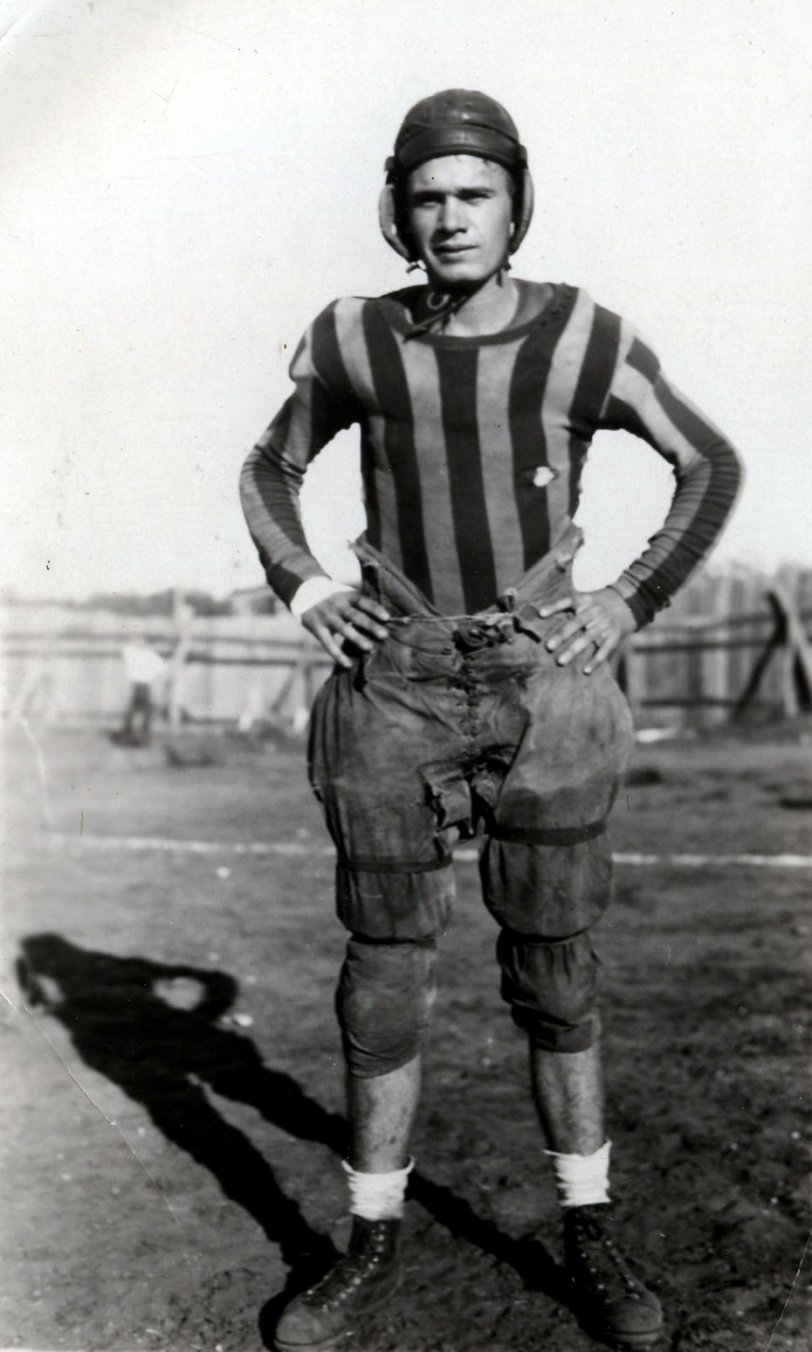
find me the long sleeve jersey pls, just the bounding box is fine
[240,281,742,626]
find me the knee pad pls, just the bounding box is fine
[336,936,438,1077]
[496,927,601,1053]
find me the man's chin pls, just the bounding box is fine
[427,262,489,291]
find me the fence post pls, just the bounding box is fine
[703,574,732,721]
[167,591,194,731]
[303,650,317,713]
[617,639,643,717]
[733,586,812,719]
[768,584,812,716]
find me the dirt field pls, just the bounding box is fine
[1,720,810,1352]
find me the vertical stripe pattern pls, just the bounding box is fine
[240,285,742,619]
[397,340,458,608]
[567,305,622,513]
[508,326,552,567]
[435,347,497,612]
[361,301,433,598]
[477,342,526,586]
[538,288,596,541]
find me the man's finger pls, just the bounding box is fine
[583,632,618,675]
[538,595,575,619]
[341,621,375,651]
[546,616,585,651]
[555,631,595,666]
[346,603,390,640]
[354,595,391,625]
[314,624,353,668]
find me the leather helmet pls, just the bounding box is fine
[379,89,535,262]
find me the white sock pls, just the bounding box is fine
[342,1158,414,1221]
[544,1140,612,1208]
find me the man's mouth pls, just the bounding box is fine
[434,245,475,258]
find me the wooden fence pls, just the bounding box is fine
[1,607,328,730]
[3,567,811,731]
[616,586,812,722]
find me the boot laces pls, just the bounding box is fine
[570,1211,645,1300]
[303,1225,389,1310]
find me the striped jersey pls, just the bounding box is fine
[240,281,742,625]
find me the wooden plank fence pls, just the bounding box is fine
[3,568,811,730]
[615,589,812,722]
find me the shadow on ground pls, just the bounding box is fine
[16,934,572,1347]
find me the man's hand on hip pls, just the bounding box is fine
[539,587,636,674]
[301,589,391,669]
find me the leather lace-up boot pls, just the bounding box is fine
[564,1205,663,1349]
[274,1215,402,1352]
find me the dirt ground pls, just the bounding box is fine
[1,719,810,1352]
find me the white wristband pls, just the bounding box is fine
[290,577,354,619]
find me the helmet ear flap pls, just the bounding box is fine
[378,183,415,261]
[509,167,534,255]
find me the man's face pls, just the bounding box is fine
[405,155,515,288]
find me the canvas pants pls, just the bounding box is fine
[308,525,635,1073]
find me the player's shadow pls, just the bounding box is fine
[16,933,570,1342]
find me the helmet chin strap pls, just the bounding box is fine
[405,255,512,339]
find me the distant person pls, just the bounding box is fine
[240,90,742,1351]
[118,631,166,746]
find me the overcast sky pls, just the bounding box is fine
[2,0,810,600]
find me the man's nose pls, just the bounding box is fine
[437,196,464,233]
